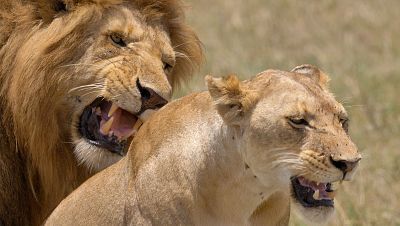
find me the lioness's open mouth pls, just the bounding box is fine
[291,176,338,208]
[79,97,144,155]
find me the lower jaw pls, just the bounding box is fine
[73,139,125,171]
[293,202,335,224]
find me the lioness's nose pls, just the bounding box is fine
[137,80,168,111]
[330,156,361,173]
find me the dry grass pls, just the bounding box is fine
[177,0,400,225]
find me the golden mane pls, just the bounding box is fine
[0,0,202,225]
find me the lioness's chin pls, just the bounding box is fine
[74,139,123,171]
[290,176,338,224]
[292,202,334,224]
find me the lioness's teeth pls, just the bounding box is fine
[100,116,114,134]
[331,181,340,190]
[108,103,119,117]
[327,191,336,199]
[313,190,320,200]
[133,118,143,131]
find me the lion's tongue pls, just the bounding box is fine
[99,103,141,140]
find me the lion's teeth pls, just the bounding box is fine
[108,103,119,117]
[100,116,114,135]
[95,107,102,116]
[133,118,143,131]
[313,190,320,200]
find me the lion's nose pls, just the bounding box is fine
[137,80,168,111]
[330,155,361,173]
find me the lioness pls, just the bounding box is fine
[0,0,202,224]
[46,65,361,226]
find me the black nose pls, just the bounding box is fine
[330,156,360,173]
[137,80,168,111]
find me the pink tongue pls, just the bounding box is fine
[99,102,137,139]
[298,177,331,200]
[110,109,137,138]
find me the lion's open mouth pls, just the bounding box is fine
[79,97,144,156]
[291,176,338,208]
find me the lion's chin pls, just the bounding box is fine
[74,138,124,171]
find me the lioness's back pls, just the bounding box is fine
[46,158,128,225]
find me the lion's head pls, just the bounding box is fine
[207,65,361,223]
[0,0,202,223]
[2,0,202,169]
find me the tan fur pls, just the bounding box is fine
[0,0,202,225]
[46,66,360,225]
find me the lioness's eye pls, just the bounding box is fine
[110,34,126,47]
[340,118,349,133]
[288,117,309,129]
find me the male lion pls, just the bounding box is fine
[45,65,361,226]
[0,0,202,225]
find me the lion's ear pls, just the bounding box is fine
[291,64,330,89]
[206,75,259,125]
[37,0,68,22]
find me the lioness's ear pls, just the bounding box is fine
[206,75,258,125]
[291,64,330,89]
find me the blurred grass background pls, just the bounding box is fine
[177,0,400,225]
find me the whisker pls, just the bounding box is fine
[81,90,102,97]
[172,40,199,49]
[174,50,195,68]
[59,63,101,68]
[68,85,104,94]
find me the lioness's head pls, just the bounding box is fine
[207,65,361,223]
[3,0,202,171]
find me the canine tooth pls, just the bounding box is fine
[108,103,119,117]
[313,190,320,200]
[100,117,114,135]
[327,191,336,199]
[133,119,143,131]
[95,107,102,116]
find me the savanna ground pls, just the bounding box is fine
[177,1,400,225]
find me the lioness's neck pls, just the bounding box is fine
[195,124,281,224]
[129,92,284,225]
